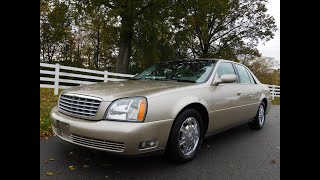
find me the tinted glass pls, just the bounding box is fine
[235,64,251,84]
[246,68,256,84]
[217,62,236,78]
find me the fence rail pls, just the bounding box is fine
[40,63,134,95]
[266,84,280,100]
[40,63,280,98]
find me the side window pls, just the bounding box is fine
[217,62,236,79]
[234,64,251,84]
[245,68,256,84]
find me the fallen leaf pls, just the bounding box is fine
[69,165,76,171]
[46,172,54,176]
[49,158,55,161]
[271,160,277,164]
[83,165,90,168]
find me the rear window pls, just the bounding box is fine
[234,64,252,84]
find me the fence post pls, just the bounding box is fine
[54,63,60,95]
[104,71,108,82]
[272,84,275,100]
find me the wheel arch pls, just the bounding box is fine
[165,101,209,153]
[171,98,210,136]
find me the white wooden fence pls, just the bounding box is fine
[40,63,134,95]
[266,84,280,100]
[40,63,280,98]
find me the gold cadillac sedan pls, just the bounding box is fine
[50,59,272,163]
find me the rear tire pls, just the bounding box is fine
[166,108,203,163]
[248,101,266,130]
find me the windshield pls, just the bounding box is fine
[132,60,216,83]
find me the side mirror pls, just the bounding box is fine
[213,74,237,85]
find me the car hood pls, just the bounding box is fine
[61,80,194,101]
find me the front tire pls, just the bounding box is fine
[248,101,266,130]
[166,108,204,163]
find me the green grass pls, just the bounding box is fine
[40,88,62,137]
[272,97,280,105]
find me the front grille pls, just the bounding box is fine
[58,94,102,117]
[70,134,125,152]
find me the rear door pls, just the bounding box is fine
[233,64,260,122]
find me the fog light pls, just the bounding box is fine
[139,140,158,149]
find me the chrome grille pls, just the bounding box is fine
[58,94,102,117]
[70,134,125,152]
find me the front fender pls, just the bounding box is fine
[145,94,209,122]
[171,96,209,119]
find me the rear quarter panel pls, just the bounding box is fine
[261,84,272,114]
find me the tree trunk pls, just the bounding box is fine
[42,43,45,62]
[65,36,68,61]
[116,16,133,73]
[77,43,80,62]
[201,43,210,57]
[95,29,100,69]
[47,45,51,62]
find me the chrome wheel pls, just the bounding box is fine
[258,105,265,126]
[178,117,200,156]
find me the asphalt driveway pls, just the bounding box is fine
[40,105,280,180]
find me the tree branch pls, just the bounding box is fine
[216,33,245,54]
[209,24,242,44]
[99,0,115,9]
[208,14,216,35]
[136,1,154,16]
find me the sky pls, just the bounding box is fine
[257,0,280,69]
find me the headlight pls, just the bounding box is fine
[105,97,147,122]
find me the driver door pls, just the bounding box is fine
[207,62,243,133]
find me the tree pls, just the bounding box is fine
[241,56,280,85]
[40,0,73,63]
[170,0,277,60]
[40,0,278,74]
[87,0,158,73]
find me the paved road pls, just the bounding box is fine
[40,106,280,180]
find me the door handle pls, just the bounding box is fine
[237,92,242,96]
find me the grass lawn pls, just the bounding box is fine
[272,97,280,105]
[40,88,62,138]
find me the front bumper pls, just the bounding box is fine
[50,106,173,155]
